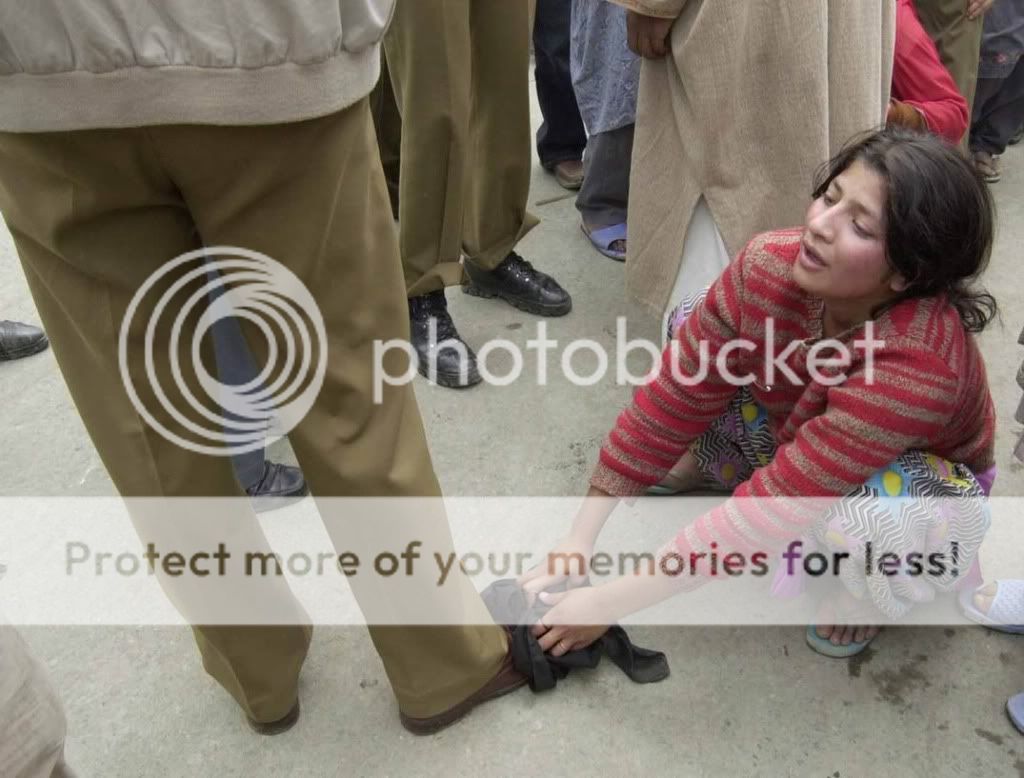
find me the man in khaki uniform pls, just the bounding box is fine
[0,0,522,736]
[380,0,573,389]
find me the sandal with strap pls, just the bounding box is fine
[805,624,878,659]
[581,222,627,262]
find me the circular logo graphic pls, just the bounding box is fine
[118,247,327,456]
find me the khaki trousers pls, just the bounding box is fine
[382,0,539,296]
[371,53,403,218]
[0,101,506,723]
[914,0,984,147]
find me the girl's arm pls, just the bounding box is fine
[520,237,758,595]
[535,332,987,649]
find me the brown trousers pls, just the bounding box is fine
[371,53,403,219]
[379,0,539,296]
[914,0,985,148]
[0,100,506,723]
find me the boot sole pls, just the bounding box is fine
[247,700,300,735]
[251,491,309,514]
[555,173,583,191]
[399,673,527,736]
[415,364,479,389]
[415,361,482,389]
[462,283,572,318]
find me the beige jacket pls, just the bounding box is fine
[613,0,896,316]
[0,0,395,131]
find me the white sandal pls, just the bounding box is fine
[959,579,1024,634]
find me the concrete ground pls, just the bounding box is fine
[2,102,1024,774]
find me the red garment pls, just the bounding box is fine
[892,0,969,143]
[591,230,995,565]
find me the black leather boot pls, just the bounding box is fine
[462,252,571,317]
[245,462,308,513]
[408,291,481,389]
[0,320,49,361]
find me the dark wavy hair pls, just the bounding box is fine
[812,127,998,333]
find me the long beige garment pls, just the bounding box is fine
[614,0,896,316]
[0,625,75,778]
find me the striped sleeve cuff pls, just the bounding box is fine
[590,461,650,498]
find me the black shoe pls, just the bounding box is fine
[462,252,572,317]
[408,291,482,389]
[1010,125,1024,146]
[245,462,308,513]
[0,320,49,361]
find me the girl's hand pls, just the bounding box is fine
[886,99,927,132]
[518,535,594,603]
[626,11,675,59]
[530,588,612,656]
[967,0,993,20]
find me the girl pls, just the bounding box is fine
[522,127,998,658]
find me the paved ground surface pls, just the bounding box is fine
[2,96,1024,775]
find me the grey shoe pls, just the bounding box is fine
[245,462,308,513]
[973,150,1001,184]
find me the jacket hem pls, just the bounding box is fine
[0,48,381,132]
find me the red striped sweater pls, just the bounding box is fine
[591,229,996,563]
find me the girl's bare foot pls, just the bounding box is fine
[973,582,998,614]
[814,590,881,646]
[655,451,705,493]
[814,623,881,646]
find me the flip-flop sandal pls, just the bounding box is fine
[959,580,1024,635]
[645,481,732,497]
[646,484,681,496]
[1008,693,1024,735]
[805,624,878,658]
[581,222,627,262]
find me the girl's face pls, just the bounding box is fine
[794,159,907,309]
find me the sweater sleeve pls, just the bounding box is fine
[891,0,969,144]
[671,341,963,569]
[590,241,748,496]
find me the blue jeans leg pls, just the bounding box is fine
[533,0,587,168]
[206,270,268,491]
